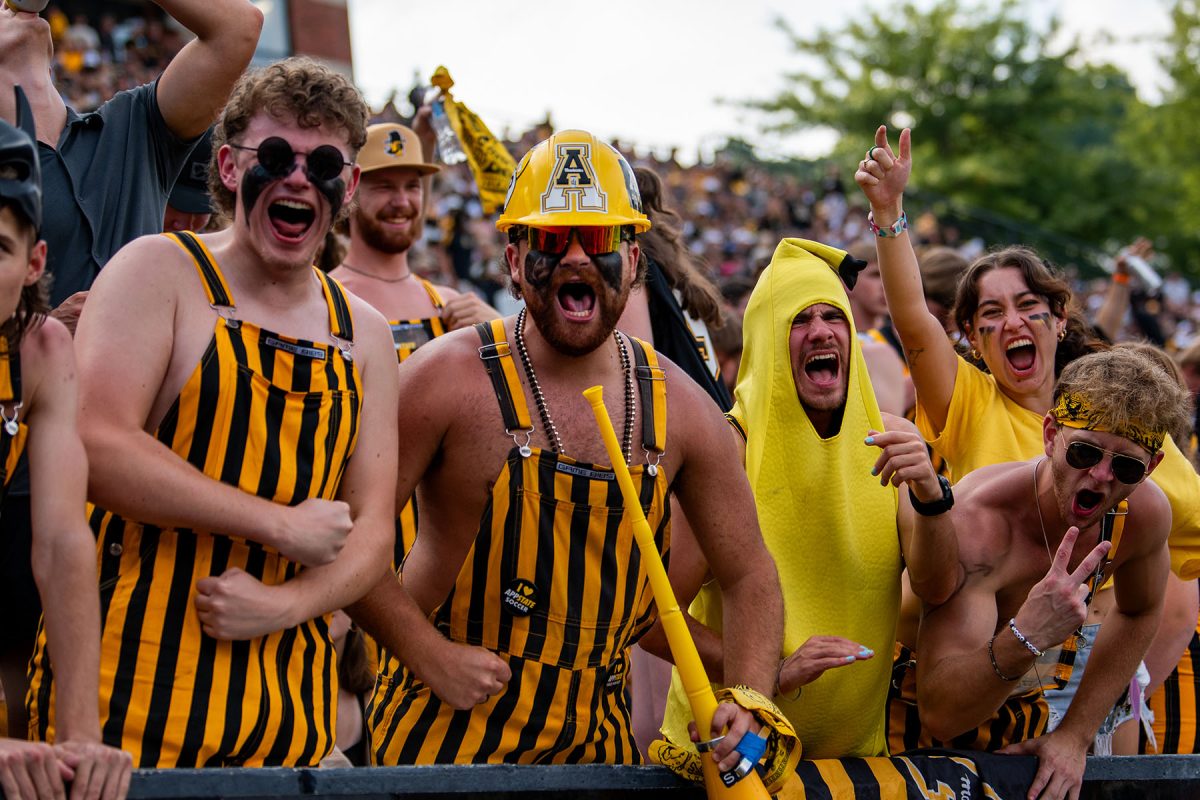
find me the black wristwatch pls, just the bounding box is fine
[909,474,953,516]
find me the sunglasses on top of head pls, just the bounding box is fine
[229,137,353,183]
[510,225,633,257]
[1064,439,1148,485]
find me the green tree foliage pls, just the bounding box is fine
[755,0,1157,272]
[1120,0,1200,275]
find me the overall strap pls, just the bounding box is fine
[0,335,21,406]
[475,320,532,436]
[420,278,446,310]
[1053,500,1130,690]
[316,269,356,343]
[627,335,667,455]
[166,231,235,309]
[1082,500,1128,607]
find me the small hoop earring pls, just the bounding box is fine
[970,348,981,360]
[1058,328,1066,342]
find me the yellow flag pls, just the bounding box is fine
[431,67,516,216]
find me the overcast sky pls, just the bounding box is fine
[347,0,1172,164]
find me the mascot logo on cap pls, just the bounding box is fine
[541,142,606,215]
[385,130,405,157]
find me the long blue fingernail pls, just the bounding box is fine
[859,647,873,657]
[864,436,875,445]
[870,467,878,476]
[845,655,856,662]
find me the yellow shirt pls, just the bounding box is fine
[916,356,1200,579]
[661,239,900,759]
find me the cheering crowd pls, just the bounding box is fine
[2,2,1200,800]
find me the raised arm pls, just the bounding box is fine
[75,236,349,567]
[154,0,264,140]
[25,320,132,800]
[855,127,960,431]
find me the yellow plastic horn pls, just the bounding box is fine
[584,386,770,799]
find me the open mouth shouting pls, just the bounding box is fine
[804,351,841,389]
[1071,487,1105,521]
[1004,336,1037,376]
[557,280,598,323]
[267,199,317,242]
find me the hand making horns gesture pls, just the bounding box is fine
[854,125,912,213]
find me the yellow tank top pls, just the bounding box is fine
[662,239,900,759]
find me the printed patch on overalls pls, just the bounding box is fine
[555,462,616,481]
[605,654,627,691]
[390,322,431,353]
[264,336,327,360]
[502,578,538,617]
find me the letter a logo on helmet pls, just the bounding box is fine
[496,130,650,234]
[541,142,606,214]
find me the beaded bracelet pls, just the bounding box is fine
[1112,272,1130,285]
[1008,618,1044,657]
[988,633,1022,681]
[867,211,908,238]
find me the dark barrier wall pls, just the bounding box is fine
[114,758,1200,800]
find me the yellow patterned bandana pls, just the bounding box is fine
[1051,390,1165,452]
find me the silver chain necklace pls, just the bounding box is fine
[513,307,635,464]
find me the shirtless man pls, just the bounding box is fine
[28,58,399,768]
[330,122,498,563]
[330,122,498,362]
[918,347,1185,800]
[352,130,788,777]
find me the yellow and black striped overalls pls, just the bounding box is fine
[391,278,446,567]
[28,231,362,767]
[0,335,28,497]
[368,319,670,765]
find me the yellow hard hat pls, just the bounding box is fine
[358,123,440,176]
[496,130,650,233]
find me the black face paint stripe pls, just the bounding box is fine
[522,249,623,294]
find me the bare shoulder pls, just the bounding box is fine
[656,349,734,460]
[85,233,198,324]
[340,289,393,357]
[19,316,75,393]
[1126,477,1171,543]
[433,283,462,301]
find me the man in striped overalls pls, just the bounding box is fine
[351,130,790,776]
[29,58,402,768]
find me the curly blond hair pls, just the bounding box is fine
[208,57,369,219]
[1054,347,1191,454]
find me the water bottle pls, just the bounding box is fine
[425,88,466,165]
[4,0,50,11]
[1100,249,1163,293]
[1122,252,1162,292]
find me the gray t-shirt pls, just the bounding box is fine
[39,78,195,306]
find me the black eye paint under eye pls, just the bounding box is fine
[1028,312,1053,330]
[522,249,624,293]
[241,164,275,218]
[239,166,346,221]
[978,324,996,343]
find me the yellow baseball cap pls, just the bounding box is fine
[357,123,440,176]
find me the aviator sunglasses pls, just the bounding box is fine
[1064,439,1148,484]
[516,225,632,257]
[229,136,353,183]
